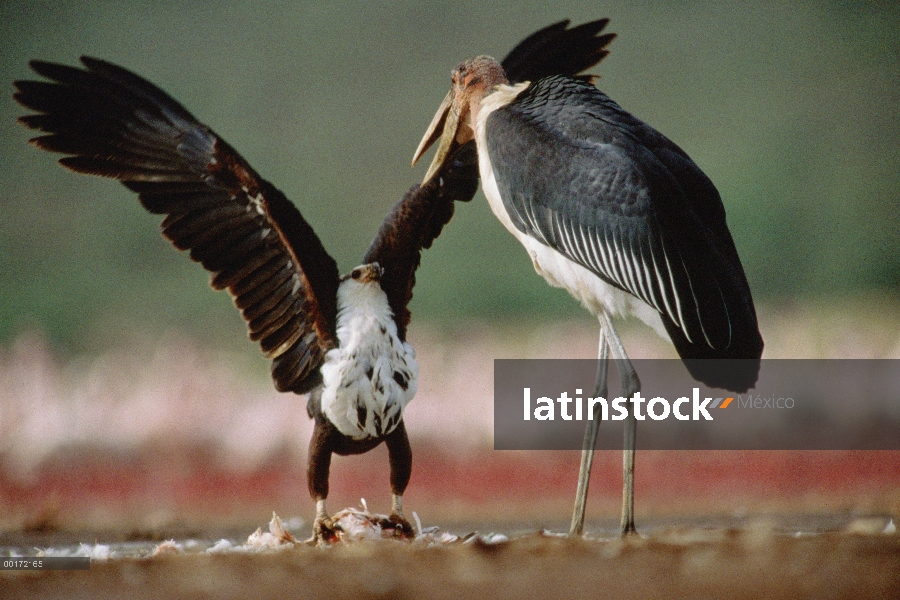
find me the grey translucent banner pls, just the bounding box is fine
[494,360,900,450]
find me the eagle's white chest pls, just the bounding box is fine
[319,280,418,440]
[475,87,669,340]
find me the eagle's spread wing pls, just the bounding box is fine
[15,57,339,394]
[365,143,479,340]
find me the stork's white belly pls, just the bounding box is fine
[320,282,418,440]
[474,101,669,341]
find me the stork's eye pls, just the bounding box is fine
[351,268,362,280]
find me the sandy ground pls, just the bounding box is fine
[2,516,899,599]
[2,454,899,600]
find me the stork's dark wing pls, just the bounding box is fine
[364,143,478,340]
[501,18,616,84]
[14,57,339,394]
[486,76,763,391]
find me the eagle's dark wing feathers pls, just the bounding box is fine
[365,143,479,340]
[15,57,339,394]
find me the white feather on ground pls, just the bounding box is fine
[204,513,297,554]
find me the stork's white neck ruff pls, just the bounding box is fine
[473,82,670,340]
[319,279,418,440]
[473,82,529,239]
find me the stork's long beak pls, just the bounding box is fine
[411,90,461,185]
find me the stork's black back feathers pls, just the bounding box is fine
[486,76,763,391]
[15,57,341,394]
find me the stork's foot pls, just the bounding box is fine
[381,512,415,540]
[621,522,637,537]
[307,515,342,545]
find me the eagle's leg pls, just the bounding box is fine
[306,418,341,544]
[384,420,415,539]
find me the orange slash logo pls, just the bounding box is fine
[710,397,733,409]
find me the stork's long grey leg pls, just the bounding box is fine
[597,309,640,535]
[569,324,609,536]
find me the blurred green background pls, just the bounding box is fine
[1,1,898,355]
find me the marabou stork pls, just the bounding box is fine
[14,19,615,542]
[413,24,764,536]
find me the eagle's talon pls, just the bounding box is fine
[310,516,342,545]
[387,512,415,540]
